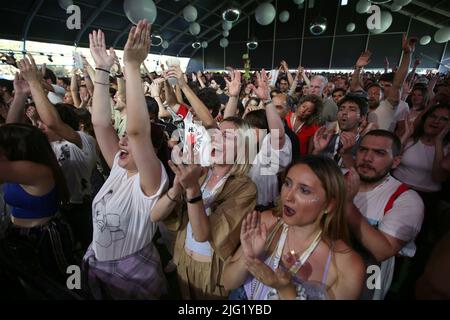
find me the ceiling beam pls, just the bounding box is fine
[380,4,444,28]
[412,0,450,19]
[22,0,45,50]
[75,0,112,46]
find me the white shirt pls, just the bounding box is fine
[393,140,449,192]
[354,175,424,299]
[248,133,292,206]
[48,84,65,104]
[92,152,168,261]
[51,131,97,204]
[372,100,409,132]
[183,112,212,167]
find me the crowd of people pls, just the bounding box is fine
[0,20,449,300]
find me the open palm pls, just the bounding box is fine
[225,70,241,97]
[356,51,371,68]
[89,29,117,70]
[241,211,267,260]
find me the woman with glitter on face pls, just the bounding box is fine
[224,156,365,300]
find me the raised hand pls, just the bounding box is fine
[344,167,360,203]
[253,69,270,100]
[280,60,289,72]
[225,70,241,98]
[89,29,117,70]
[13,71,31,96]
[167,160,202,191]
[339,131,357,154]
[123,19,151,68]
[240,211,267,260]
[149,78,163,98]
[246,257,294,293]
[166,64,187,88]
[356,51,372,68]
[402,33,417,54]
[18,54,42,84]
[313,126,334,154]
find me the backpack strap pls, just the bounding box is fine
[383,183,409,215]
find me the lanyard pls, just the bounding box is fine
[273,225,322,274]
[333,133,360,167]
[291,114,305,134]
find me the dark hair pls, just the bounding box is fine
[0,123,69,206]
[332,88,346,97]
[43,68,57,84]
[245,109,269,131]
[212,74,226,90]
[379,72,394,83]
[277,76,289,87]
[74,108,94,137]
[407,85,429,110]
[338,95,369,117]
[236,100,245,118]
[366,82,382,92]
[0,79,13,94]
[411,104,450,145]
[362,129,402,157]
[145,96,159,120]
[197,88,221,118]
[297,94,323,126]
[58,77,70,87]
[54,103,80,131]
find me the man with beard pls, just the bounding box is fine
[312,94,368,169]
[344,130,424,299]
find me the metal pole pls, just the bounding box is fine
[328,0,341,69]
[271,0,278,70]
[299,1,308,66]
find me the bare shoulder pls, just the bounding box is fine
[333,240,365,272]
[331,240,366,299]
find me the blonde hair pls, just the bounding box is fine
[221,117,255,177]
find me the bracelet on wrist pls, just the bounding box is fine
[95,67,110,74]
[166,189,180,202]
[186,193,202,204]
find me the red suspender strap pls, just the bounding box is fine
[383,183,409,215]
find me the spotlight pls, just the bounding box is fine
[192,42,201,49]
[246,37,258,50]
[222,3,240,23]
[309,16,327,35]
[151,30,163,46]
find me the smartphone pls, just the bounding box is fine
[73,51,83,69]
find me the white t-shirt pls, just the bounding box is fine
[48,84,65,104]
[51,131,97,204]
[371,100,409,132]
[248,133,292,206]
[183,112,212,167]
[92,152,168,262]
[354,175,424,299]
[393,140,449,192]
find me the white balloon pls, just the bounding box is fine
[346,23,356,33]
[390,4,402,12]
[419,35,431,45]
[222,30,229,37]
[369,11,392,34]
[183,5,197,22]
[434,27,450,43]
[58,0,73,10]
[162,41,169,49]
[220,38,229,48]
[222,21,232,31]
[201,41,208,48]
[124,0,157,24]
[393,0,411,6]
[356,0,371,14]
[255,2,276,26]
[279,11,290,23]
[189,22,201,36]
[292,0,304,4]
